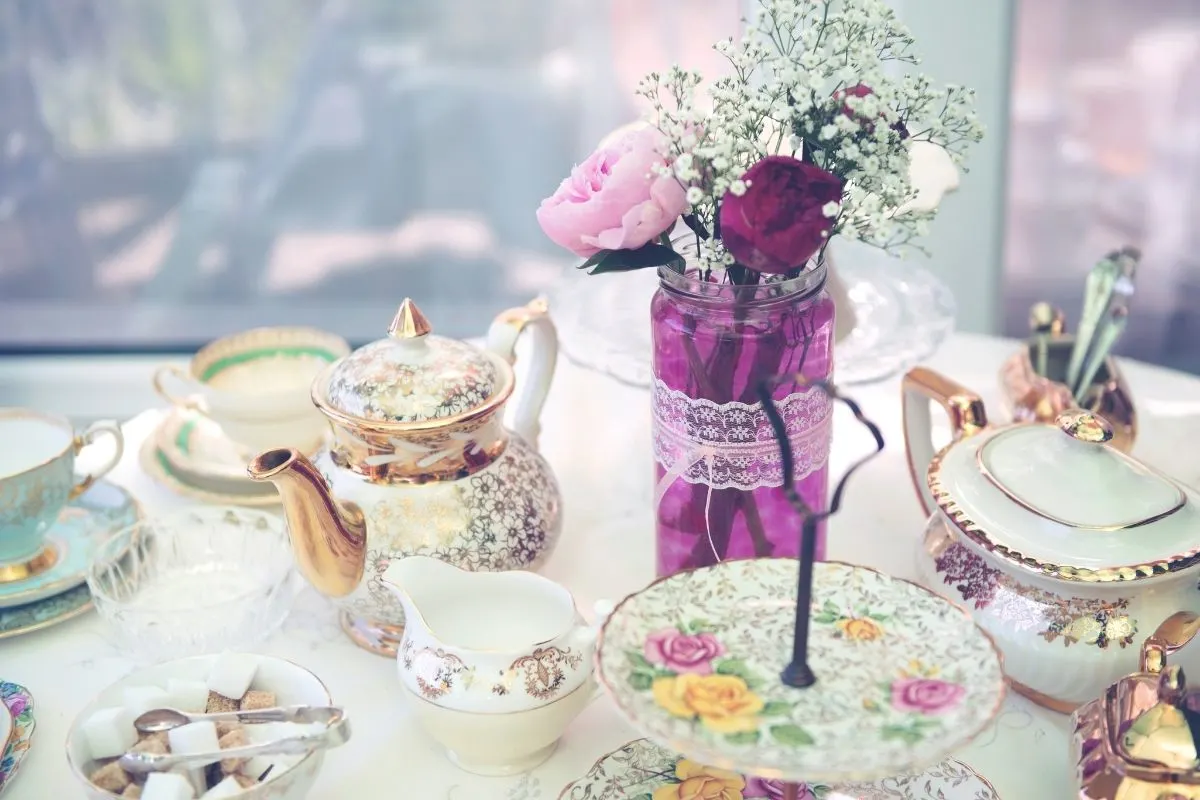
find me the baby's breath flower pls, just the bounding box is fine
[636,0,981,272]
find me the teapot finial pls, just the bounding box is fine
[1056,409,1114,444]
[389,298,433,339]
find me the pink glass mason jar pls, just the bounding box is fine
[651,262,835,576]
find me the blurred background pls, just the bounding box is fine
[0,0,1196,373]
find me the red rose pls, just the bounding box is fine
[834,83,908,139]
[718,156,843,274]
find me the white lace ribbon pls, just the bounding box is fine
[652,378,833,508]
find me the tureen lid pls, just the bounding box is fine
[931,410,1200,582]
[319,299,506,425]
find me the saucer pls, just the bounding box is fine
[596,559,1006,784]
[0,682,35,796]
[558,738,1000,799]
[156,408,254,483]
[0,481,141,609]
[0,583,93,641]
[140,425,279,508]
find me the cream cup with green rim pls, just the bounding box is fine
[153,327,350,453]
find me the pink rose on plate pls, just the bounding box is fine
[644,628,726,675]
[537,127,688,258]
[890,677,965,715]
[744,776,813,799]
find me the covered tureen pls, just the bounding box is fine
[903,366,1200,712]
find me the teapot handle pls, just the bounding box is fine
[901,367,989,517]
[487,297,558,448]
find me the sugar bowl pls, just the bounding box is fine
[904,366,1200,712]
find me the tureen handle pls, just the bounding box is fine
[901,368,989,517]
[1141,611,1200,674]
[487,297,558,448]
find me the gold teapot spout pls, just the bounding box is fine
[247,449,367,598]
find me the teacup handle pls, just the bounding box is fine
[901,367,989,517]
[70,420,125,500]
[152,365,204,412]
[486,297,558,449]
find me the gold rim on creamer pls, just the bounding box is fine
[928,443,1200,583]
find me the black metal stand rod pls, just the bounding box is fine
[780,518,818,688]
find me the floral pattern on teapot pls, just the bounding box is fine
[934,543,1138,650]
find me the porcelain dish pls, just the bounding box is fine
[66,654,333,800]
[903,366,1200,713]
[596,557,1006,784]
[558,738,1000,800]
[0,682,35,796]
[140,428,279,507]
[247,297,562,657]
[0,481,140,609]
[0,583,92,641]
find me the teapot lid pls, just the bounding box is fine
[318,299,508,425]
[930,410,1200,582]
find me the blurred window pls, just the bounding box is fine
[0,0,739,350]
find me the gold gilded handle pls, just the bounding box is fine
[901,367,989,518]
[152,365,203,412]
[1140,611,1200,674]
[69,420,125,500]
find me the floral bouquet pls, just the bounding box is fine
[537,0,981,575]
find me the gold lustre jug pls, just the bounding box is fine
[248,298,562,656]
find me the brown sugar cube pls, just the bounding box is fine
[130,735,168,756]
[218,727,250,774]
[89,761,131,793]
[121,785,143,799]
[135,730,170,750]
[239,690,276,711]
[234,773,258,788]
[206,691,238,713]
[215,720,240,738]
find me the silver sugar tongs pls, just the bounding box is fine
[119,707,350,774]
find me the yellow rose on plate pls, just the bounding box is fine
[652,759,746,800]
[652,674,765,733]
[835,617,883,641]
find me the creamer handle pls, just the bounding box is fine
[901,367,988,517]
[152,365,204,412]
[1141,611,1200,674]
[487,297,558,449]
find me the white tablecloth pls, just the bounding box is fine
[7,332,1200,799]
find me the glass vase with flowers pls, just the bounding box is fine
[537,0,982,575]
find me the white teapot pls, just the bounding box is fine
[903,366,1200,712]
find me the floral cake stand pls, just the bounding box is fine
[559,738,1000,800]
[595,558,1006,790]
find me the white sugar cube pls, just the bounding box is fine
[200,776,242,799]
[141,771,196,800]
[124,685,172,719]
[166,721,220,766]
[81,706,137,760]
[166,679,210,713]
[206,654,259,700]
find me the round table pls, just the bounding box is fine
[6,332,1200,799]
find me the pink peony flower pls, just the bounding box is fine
[537,127,688,258]
[890,677,965,715]
[644,628,726,675]
[718,156,844,274]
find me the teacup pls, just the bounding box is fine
[153,327,350,453]
[0,409,124,567]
